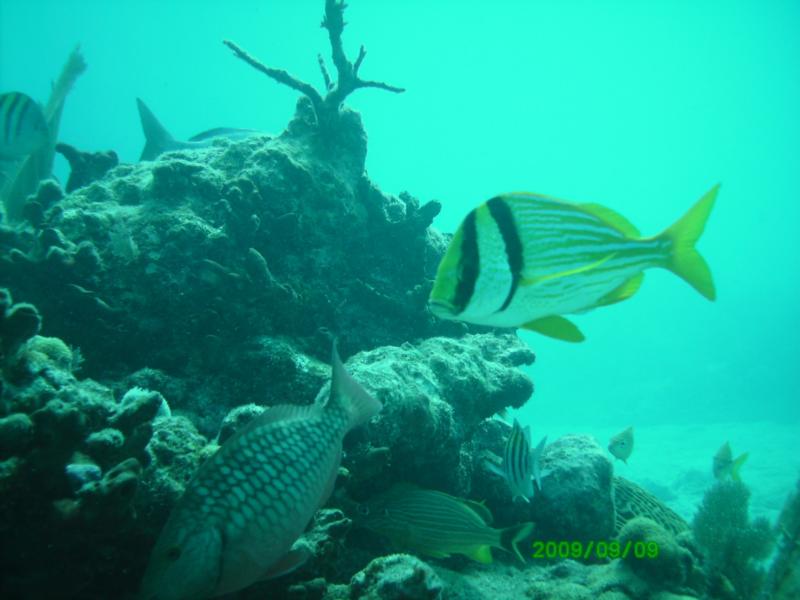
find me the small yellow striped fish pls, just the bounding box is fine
[355,484,533,563]
[429,185,719,342]
[139,343,382,600]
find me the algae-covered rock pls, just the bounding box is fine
[341,334,534,493]
[349,554,444,600]
[532,434,614,542]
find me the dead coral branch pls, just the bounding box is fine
[224,0,403,131]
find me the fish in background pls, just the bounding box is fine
[429,185,719,342]
[136,97,261,161]
[0,92,49,162]
[1,45,86,221]
[713,441,748,481]
[608,426,634,464]
[486,418,547,501]
[139,343,382,600]
[354,484,534,564]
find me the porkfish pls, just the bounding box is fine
[139,344,382,600]
[429,185,719,342]
[355,484,534,563]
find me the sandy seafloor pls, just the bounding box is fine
[535,421,798,525]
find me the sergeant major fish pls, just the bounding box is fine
[354,484,534,563]
[429,185,719,342]
[486,418,547,501]
[139,343,382,600]
[137,98,261,161]
[0,92,49,161]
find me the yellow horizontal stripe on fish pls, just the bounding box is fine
[429,185,719,342]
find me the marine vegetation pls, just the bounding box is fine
[761,475,800,600]
[428,185,718,341]
[693,479,775,599]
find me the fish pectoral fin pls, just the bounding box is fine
[259,546,311,580]
[467,545,494,564]
[595,273,645,308]
[520,253,617,287]
[521,316,585,343]
[484,460,505,479]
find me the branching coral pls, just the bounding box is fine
[693,480,775,600]
[224,0,404,133]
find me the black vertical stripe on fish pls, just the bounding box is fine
[4,93,22,144]
[453,210,479,314]
[487,196,524,312]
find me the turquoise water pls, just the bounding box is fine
[2,0,798,573]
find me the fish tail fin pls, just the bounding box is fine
[658,184,719,300]
[500,522,534,563]
[136,98,175,161]
[329,341,382,429]
[731,452,749,481]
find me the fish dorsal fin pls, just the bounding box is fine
[330,342,383,429]
[521,315,585,343]
[595,273,645,308]
[462,499,494,525]
[521,253,617,287]
[136,98,176,161]
[579,203,640,238]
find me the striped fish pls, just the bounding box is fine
[355,484,534,563]
[486,419,547,502]
[429,185,719,342]
[0,92,49,161]
[139,343,382,600]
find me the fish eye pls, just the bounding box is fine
[356,504,370,516]
[166,545,182,561]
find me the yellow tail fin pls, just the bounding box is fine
[659,184,719,300]
[731,452,749,481]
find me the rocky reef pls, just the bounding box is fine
[0,1,790,599]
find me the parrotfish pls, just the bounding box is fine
[429,185,719,342]
[137,98,261,161]
[138,344,382,600]
[486,418,547,501]
[0,92,49,161]
[713,441,748,481]
[608,426,634,464]
[354,484,534,563]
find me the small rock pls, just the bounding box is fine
[218,403,267,444]
[349,554,443,600]
[65,461,102,492]
[0,412,35,456]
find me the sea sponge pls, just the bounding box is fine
[617,517,693,589]
[693,480,774,599]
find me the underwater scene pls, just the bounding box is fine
[1,0,798,598]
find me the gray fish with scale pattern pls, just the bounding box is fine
[139,343,382,600]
